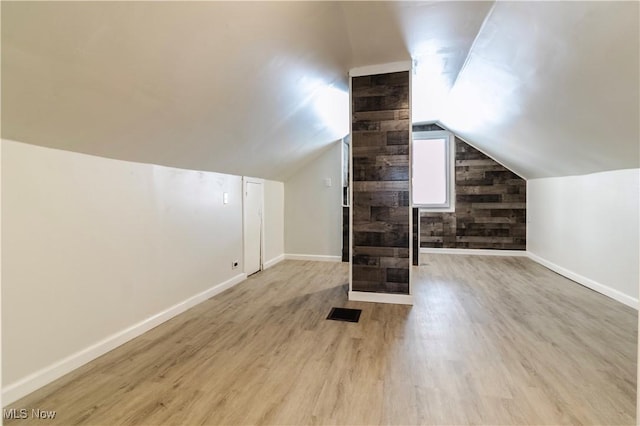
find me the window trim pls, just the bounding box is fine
[411,130,455,212]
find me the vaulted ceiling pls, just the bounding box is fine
[2,1,638,180]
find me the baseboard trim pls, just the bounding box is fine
[349,291,413,305]
[420,248,528,257]
[2,273,247,406]
[263,254,285,269]
[285,254,341,262]
[527,251,638,310]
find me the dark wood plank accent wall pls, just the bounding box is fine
[412,207,419,266]
[413,123,445,132]
[342,206,349,262]
[351,71,410,294]
[421,137,527,250]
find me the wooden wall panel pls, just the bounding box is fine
[420,138,527,250]
[351,71,410,294]
[342,206,349,262]
[412,207,419,266]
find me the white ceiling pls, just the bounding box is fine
[440,1,640,178]
[2,1,638,180]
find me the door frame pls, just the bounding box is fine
[242,176,265,275]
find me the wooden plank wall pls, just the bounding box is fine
[420,137,527,250]
[412,207,419,266]
[351,71,410,294]
[342,206,349,262]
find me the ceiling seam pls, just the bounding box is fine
[448,0,498,91]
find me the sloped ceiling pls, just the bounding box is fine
[1,1,352,180]
[440,1,640,178]
[2,1,638,180]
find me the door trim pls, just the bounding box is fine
[243,176,265,275]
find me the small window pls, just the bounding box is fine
[412,130,454,210]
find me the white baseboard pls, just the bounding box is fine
[285,254,341,262]
[263,254,285,269]
[349,291,413,305]
[420,248,528,257]
[527,251,638,310]
[2,273,247,406]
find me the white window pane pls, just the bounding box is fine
[413,138,447,205]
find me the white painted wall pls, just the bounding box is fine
[527,169,640,308]
[1,140,248,403]
[284,141,342,259]
[264,180,285,268]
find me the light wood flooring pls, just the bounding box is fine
[5,255,637,425]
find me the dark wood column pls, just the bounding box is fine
[342,206,349,262]
[350,70,411,297]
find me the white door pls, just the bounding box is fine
[244,179,263,276]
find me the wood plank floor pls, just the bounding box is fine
[5,255,637,425]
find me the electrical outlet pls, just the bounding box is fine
[232,260,239,269]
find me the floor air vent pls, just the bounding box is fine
[326,307,362,323]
